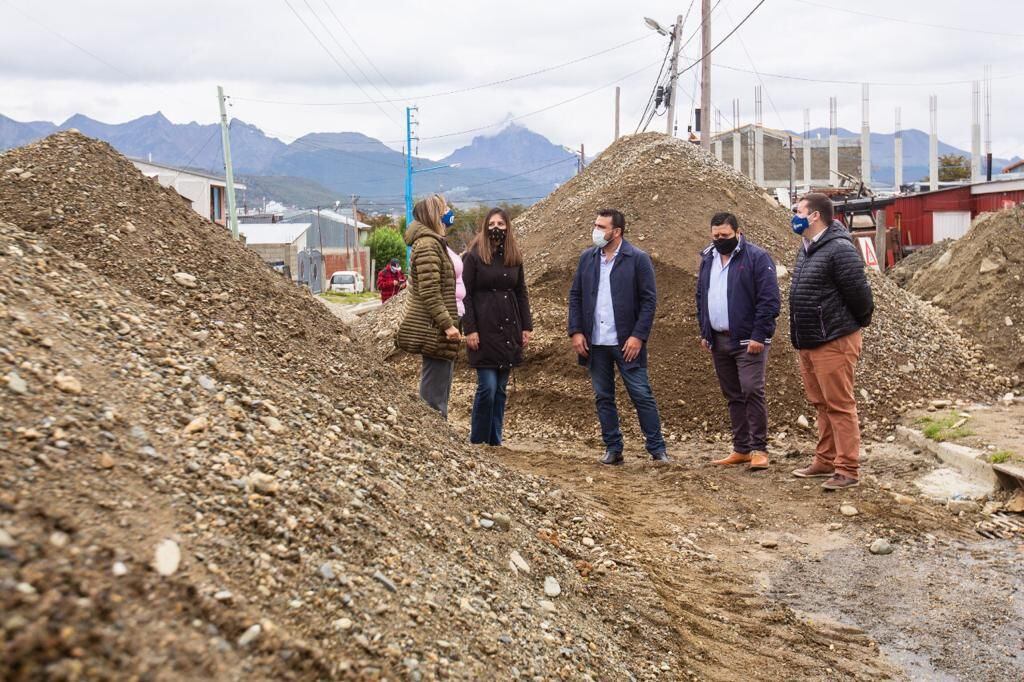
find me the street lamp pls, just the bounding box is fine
[644,17,669,36]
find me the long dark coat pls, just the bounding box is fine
[461,248,533,369]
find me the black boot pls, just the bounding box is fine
[600,450,624,465]
[651,451,671,463]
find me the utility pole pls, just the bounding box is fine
[578,144,585,174]
[216,86,239,240]
[315,206,325,293]
[350,194,360,277]
[666,14,683,136]
[614,86,621,141]
[404,106,418,266]
[700,0,711,152]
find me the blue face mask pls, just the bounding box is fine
[791,214,810,235]
[441,209,456,227]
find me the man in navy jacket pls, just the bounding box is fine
[568,209,668,465]
[696,212,780,470]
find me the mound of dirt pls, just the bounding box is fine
[905,207,1024,373]
[504,133,1006,444]
[887,239,953,288]
[0,132,697,679]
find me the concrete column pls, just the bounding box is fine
[747,130,755,181]
[829,96,838,186]
[754,86,764,186]
[894,108,903,191]
[714,139,723,161]
[971,81,982,182]
[861,83,871,187]
[732,130,741,171]
[930,95,939,191]
[802,108,812,190]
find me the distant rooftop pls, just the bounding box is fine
[238,222,310,245]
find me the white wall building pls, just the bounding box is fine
[132,159,245,226]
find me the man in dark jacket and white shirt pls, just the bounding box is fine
[568,209,668,465]
[696,212,780,471]
[789,193,874,490]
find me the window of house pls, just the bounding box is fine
[211,186,223,221]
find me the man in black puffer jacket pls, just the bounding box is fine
[789,193,873,491]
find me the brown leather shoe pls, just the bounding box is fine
[749,451,769,470]
[791,462,835,478]
[712,452,752,466]
[821,474,859,490]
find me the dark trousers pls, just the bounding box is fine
[470,368,511,445]
[419,355,454,419]
[710,332,769,453]
[588,345,666,455]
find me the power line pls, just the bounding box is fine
[713,62,1024,87]
[723,4,787,131]
[409,57,666,144]
[635,22,678,133]
[281,0,398,123]
[2,0,128,76]
[306,0,402,114]
[460,157,579,190]
[790,0,1024,38]
[169,125,224,185]
[230,33,656,106]
[319,1,407,102]
[676,0,766,83]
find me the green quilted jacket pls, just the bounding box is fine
[395,221,460,361]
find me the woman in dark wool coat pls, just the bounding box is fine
[461,207,533,446]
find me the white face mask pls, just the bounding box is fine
[592,228,610,248]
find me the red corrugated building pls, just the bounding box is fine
[885,178,1024,247]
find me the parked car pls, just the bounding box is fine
[328,270,365,294]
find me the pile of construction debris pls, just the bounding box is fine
[898,207,1024,373]
[0,132,690,679]
[887,239,953,288]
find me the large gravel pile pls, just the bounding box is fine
[0,132,692,679]
[503,133,1007,443]
[902,207,1024,374]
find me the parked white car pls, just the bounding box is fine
[328,270,365,294]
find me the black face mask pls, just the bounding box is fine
[488,227,507,243]
[713,236,739,254]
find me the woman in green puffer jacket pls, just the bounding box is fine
[395,194,462,417]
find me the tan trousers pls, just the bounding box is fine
[798,330,863,479]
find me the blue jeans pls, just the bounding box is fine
[588,345,666,455]
[470,368,511,445]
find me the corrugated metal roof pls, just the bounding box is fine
[283,208,370,229]
[239,222,310,245]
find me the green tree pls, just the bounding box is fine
[924,154,971,183]
[368,227,406,276]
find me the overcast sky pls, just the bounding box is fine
[1,0,1021,161]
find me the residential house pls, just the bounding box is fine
[132,159,245,226]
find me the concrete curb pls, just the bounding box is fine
[895,425,1001,491]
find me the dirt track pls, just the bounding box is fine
[495,439,1024,681]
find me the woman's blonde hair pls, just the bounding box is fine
[412,194,447,235]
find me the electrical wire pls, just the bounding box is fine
[406,57,666,144]
[302,0,402,115]
[712,62,1024,87]
[318,0,407,104]
[723,5,787,132]
[281,0,398,123]
[1,0,129,76]
[231,32,656,107]
[789,0,1024,38]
